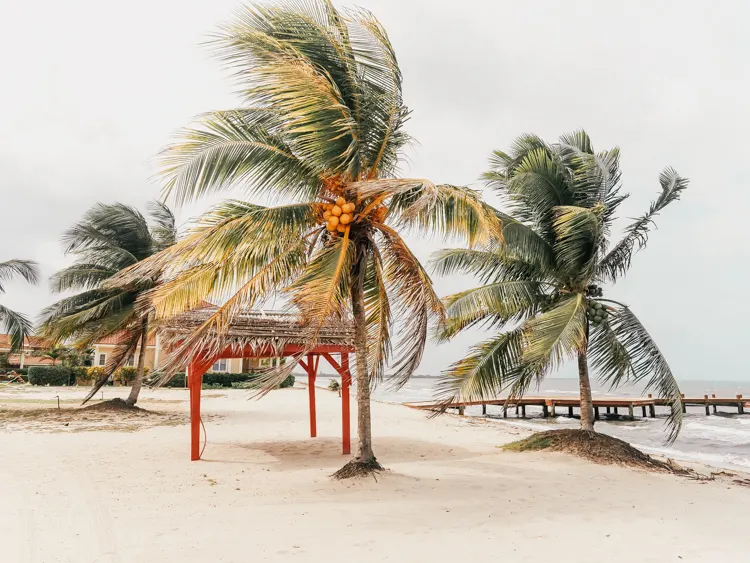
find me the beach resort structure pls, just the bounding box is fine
[0,335,54,368]
[158,306,355,460]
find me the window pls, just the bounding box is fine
[127,355,135,367]
[212,359,227,372]
[98,354,106,366]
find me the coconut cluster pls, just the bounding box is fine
[587,301,608,326]
[322,197,356,233]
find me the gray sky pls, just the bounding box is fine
[1,0,747,381]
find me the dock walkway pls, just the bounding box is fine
[405,394,748,419]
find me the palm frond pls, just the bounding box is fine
[601,304,683,443]
[375,224,444,387]
[434,327,527,406]
[552,204,605,284]
[148,200,177,251]
[159,109,321,205]
[50,264,117,293]
[0,303,34,352]
[521,293,587,370]
[0,260,40,291]
[597,167,688,283]
[363,244,391,383]
[82,331,142,404]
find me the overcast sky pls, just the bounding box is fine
[1,0,747,381]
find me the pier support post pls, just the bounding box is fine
[520,405,526,418]
[613,407,618,415]
[515,404,519,417]
[628,404,634,419]
[568,406,573,417]
[737,395,744,415]
[482,403,487,415]
[606,406,611,414]
[503,406,508,418]
[641,405,647,417]
[594,406,600,420]
[712,394,717,414]
[682,394,687,414]
[542,404,549,418]
[704,395,710,416]
[550,403,556,417]
[649,404,656,418]
[458,405,465,416]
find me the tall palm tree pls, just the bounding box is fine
[0,260,39,351]
[114,0,494,476]
[433,131,688,442]
[40,202,176,406]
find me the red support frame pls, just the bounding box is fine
[182,342,354,461]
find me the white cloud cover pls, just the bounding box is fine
[1,0,747,380]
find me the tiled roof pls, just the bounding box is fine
[0,335,51,350]
[95,332,156,346]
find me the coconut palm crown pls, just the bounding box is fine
[0,259,39,351]
[112,0,496,475]
[433,131,688,442]
[39,202,176,406]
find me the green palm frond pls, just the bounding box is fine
[0,303,34,352]
[552,204,605,284]
[148,200,177,251]
[287,230,354,335]
[388,184,501,247]
[363,245,391,383]
[597,167,688,283]
[435,327,527,406]
[50,265,117,293]
[601,304,683,443]
[159,109,321,205]
[0,259,40,290]
[376,224,444,387]
[521,294,587,370]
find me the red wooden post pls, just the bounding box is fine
[307,353,317,438]
[189,359,209,461]
[341,352,351,455]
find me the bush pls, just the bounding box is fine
[116,366,150,385]
[28,366,74,386]
[279,374,295,388]
[163,373,187,388]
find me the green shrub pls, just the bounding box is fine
[28,366,74,386]
[163,373,187,388]
[279,374,295,388]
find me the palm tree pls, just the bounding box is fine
[114,0,494,476]
[40,202,176,406]
[433,131,688,442]
[0,260,39,351]
[39,345,67,365]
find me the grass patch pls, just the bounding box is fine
[501,429,672,472]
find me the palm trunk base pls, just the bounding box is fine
[332,457,384,480]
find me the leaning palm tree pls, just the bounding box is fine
[433,131,688,442]
[39,202,176,406]
[112,0,494,476]
[0,260,39,351]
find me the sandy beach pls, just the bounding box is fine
[1,383,748,563]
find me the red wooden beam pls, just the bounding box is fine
[189,356,214,461]
[307,353,317,438]
[341,352,351,455]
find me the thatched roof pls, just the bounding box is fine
[158,307,355,358]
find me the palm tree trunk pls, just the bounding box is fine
[351,244,374,462]
[333,239,382,479]
[577,347,595,431]
[126,319,148,406]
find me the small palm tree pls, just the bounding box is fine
[433,131,687,442]
[0,260,39,351]
[40,202,176,406]
[116,0,494,476]
[39,345,67,365]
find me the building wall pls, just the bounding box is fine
[92,345,157,370]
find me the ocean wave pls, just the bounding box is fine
[633,444,750,470]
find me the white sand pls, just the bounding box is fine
[1,384,748,562]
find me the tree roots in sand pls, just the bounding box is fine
[81,398,145,413]
[503,429,678,472]
[332,458,384,480]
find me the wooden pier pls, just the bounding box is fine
[406,393,749,420]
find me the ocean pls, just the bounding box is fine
[314,375,750,472]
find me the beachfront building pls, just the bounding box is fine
[0,335,55,368]
[92,333,281,374]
